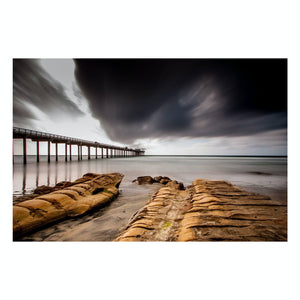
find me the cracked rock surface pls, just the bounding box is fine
[115,179,287,241]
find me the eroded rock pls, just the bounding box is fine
[159,177,171,185]
[115,178,287,242]
[13,174,106,205]
[133,176,154,185]
[154,176,162,182]
[54,181,73,189]
[132,175,173,185]
[33,185,56,195]
[166,180,185,190]
[13,173,124,239]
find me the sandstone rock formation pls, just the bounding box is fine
[132,175,184,188]
[132,176,154,184]
[33,185,56,195]
[166,180,185,190]
[115,179,287,241]
[13,173,124,239]
[14,174,101,205]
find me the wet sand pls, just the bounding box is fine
[19,182,161,241]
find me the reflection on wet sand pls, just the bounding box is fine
[22,165,26,194]
[14,156,95,195]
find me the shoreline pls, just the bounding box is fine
[13,173,287,242]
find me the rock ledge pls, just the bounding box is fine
[115,178,287,241]
[13,173,123,239]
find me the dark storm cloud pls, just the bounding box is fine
[74,59,287,143]
[13,59,83,127]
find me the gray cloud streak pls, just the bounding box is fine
[13,59,84,128]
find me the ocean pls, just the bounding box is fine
[13,155,287,201]
[13,155,287,240]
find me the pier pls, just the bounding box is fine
[13,127,145,164]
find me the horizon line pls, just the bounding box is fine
[13,154,288,157]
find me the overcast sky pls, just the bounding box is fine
[13,58,287,155]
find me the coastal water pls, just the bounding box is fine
[13,155,287,240]
[13,155,287,201]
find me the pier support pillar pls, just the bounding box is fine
[96,147,98,159]
[69,144,72,161]
[78,145,80,160]
[23,138,27,164]
[106,148,109,158]
[80,145,82,160]
[88,146,90,160]
[101,147,103,159]
[65,143,67,162]
[36,141,39,162]
[47,141,51,163]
